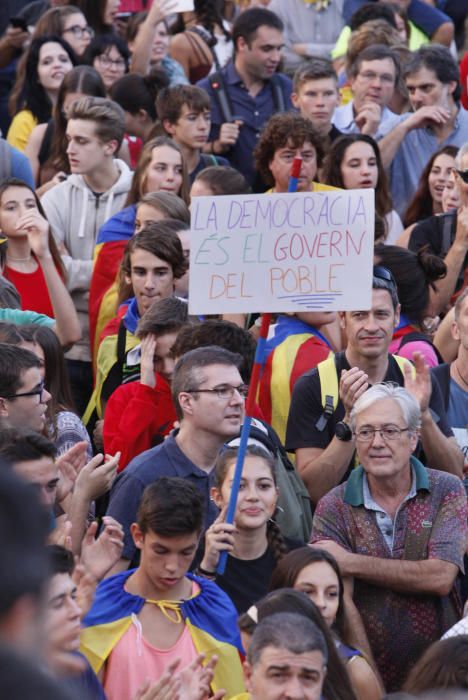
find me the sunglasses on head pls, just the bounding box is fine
[373,265,397,289]
[455,169,468,184]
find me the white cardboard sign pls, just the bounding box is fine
[189,190,375,314]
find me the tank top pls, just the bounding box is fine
[103,584,200,700]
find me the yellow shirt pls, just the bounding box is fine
[266,182,340,193]
[7,110,38,152]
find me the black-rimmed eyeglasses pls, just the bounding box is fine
[2,380,46,401]
[63,25,94,39]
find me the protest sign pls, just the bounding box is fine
[189,189,375,314]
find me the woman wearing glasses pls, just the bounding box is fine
[83,34,130,93]
[34,5,94,57]
[408,143,468,316]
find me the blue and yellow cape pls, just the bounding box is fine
[80,570,245,697]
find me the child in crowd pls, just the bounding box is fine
[158,84,230,183]
[81,477,245,699]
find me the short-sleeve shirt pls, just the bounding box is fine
[285,351,453,477]
[311,458,467,691]
[409,211,467,290]
[381,108,468,217]
[106,433,219,561]
[197,62,292,188]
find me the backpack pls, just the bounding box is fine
[208,70,286,125]
[229,418,313,543]
[315,353,416,431]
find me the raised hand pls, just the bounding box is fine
[200,506,236,574]
[80,516,124,581]
[74,451,120,502]
[403,352,431,415]
[140,334,157,389]
[16,209,51,259]
[339,367,369,419]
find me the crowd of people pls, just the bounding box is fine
[0,0,467,698]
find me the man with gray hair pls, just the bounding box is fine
[238,612,327,700]
[311,383,468,692]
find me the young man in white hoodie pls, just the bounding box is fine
[41,96,133,413]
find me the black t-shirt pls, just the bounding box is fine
[285,351,452,480]
[409,211,467,290]
[212,537,302,614]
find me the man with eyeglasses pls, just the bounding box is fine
[286,268,464,506]
[311,383,467,691]
[331,44,402,139]
[408,142,468,314]
[379,45,468,217]
[105,345,246,574]
[0,343,50,432]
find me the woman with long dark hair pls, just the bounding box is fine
[270,547,383,700]
[0,178,80,346]
[322,133,402,244]
[7,35,76,151]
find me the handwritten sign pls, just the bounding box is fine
[189,190,375,314]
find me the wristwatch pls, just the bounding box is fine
[335,421,353,442]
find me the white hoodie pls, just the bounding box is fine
[41,159,133,362]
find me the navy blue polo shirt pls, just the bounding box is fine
[106,433,219,561]
[197,62,292,188]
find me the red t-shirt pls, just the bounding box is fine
[4,262,54,317]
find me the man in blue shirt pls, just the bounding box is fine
[378,45,468,217]
[106,345,246,572]
[198,7,292,191]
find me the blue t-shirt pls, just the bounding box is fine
[106,433,219,561]
[446,378,468,472]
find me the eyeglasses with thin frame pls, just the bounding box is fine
[96,54,126,69]
[353,426,411,442]
[455,169,468,184]
[186,384,249,400]
[63,24,94,39]
[2,379,46,402]
[357,70,394,85]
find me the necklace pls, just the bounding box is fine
[455,361,468,389]
[6,253,32,263]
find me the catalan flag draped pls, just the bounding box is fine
[257,315,333,445]
[89,205,137,364]
[81,570,245,698]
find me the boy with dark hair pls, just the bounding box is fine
[83,477,244,699]
[89,224,188,421]
[0,343,50,432]
[103,297,190,469]
[292,58,342,145]
[157,85,229,182]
